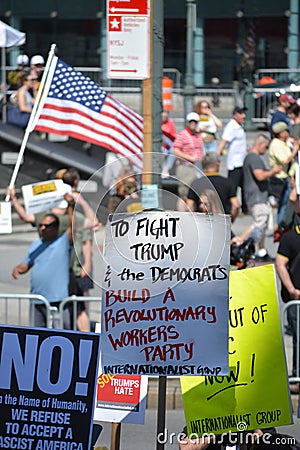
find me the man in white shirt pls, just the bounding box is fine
[217,106,248,213]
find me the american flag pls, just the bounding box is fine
[30,57,144,170]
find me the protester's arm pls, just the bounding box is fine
[275,254,300,299]
[288,138,300,163]
[18,88,32,113]
[81,238,92,278]
[12,263,29,279]
[65,193,75,244]
[289,183,300,215]
[186,198,196,212]
[210,112,222,128]
[174,147,199,163]
[252,165,282,182]
[73,192,100,230]
[230,196,240,223]
[6,187,35,224]
[217,138,227,156]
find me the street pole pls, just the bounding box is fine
[183,0,196,118]
[287,0,299,70]
[142,0,164,188]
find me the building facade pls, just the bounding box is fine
[0,0,298,86]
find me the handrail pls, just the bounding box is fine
[58,296,102,330]
[281,300,300,384]
[0,293,51,327]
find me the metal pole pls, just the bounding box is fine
[142,0,164,189]
[183,0,196,117]
[1,47,6,123]
[287,0,299,70]
[156,376,167,450]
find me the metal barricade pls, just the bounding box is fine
[281,300,300,384]
[0,293,53,328]
[58,296,102,331]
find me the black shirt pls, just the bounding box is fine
[187,173,236,214]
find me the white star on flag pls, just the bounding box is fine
[30,57,143,170]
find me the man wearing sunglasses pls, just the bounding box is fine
[12,194,75,329]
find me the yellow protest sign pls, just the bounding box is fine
[181,265,292,436]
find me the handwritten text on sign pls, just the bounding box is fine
[0,326,100,450]
[181,265,292,435]
[101,211,231,376]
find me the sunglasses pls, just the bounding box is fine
[39,222,56,229]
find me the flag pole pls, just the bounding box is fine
[5,43,57,201]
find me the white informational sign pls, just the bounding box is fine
[107,0,150,79]
[93,324,148,424]
[22,179,72,214]
[0,202,12,234]
[141,184,159,210]
[101,211,231,376]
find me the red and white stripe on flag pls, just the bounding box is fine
[31,57,144,171]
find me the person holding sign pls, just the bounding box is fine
[12,193,75,328]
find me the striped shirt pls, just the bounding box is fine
[174,128,204,163]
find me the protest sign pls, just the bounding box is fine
[0,201,12,234]
[0,325,100,450]
[93,324,148,424]
[22,179,72,214]
[94,373,148,424]
[181,265,292,436]
[101,211,231,376]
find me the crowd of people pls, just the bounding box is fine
[3,85,300,445]
[159,97,300,397]
[7,167,100,331]
[5,53,45,129]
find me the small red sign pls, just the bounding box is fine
[97,374,141,405]
[108,16,122,32]
[108,0,148,15]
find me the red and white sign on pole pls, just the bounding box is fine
[107,0,150,79]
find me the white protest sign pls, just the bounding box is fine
[93,323,147,424]
[0,202,12,234]
[0,325,100,450]
[22,179,72,214]
[101,211,231,376]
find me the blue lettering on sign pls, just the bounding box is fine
[0,333,38,390]
[0,332,93,396]
[37,336,74,394]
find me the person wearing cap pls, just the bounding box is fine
[270,93,295,137]
[268,121,299,224]
[186,152,240,222]
[30,55,45,91]
[173,112,204,210]
[6,54,30,91]
[217,105,248,214]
